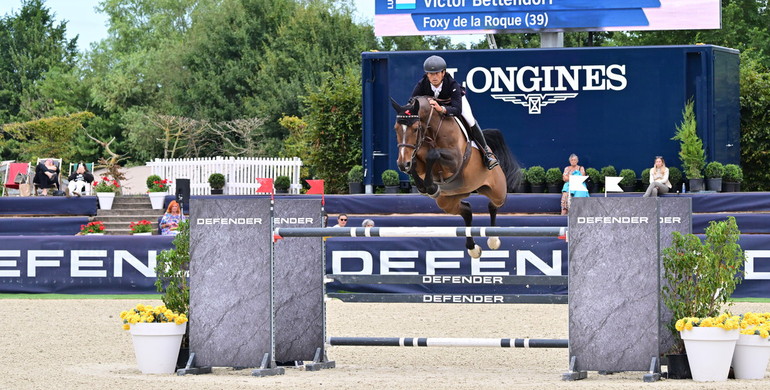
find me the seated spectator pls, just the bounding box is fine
[33,159,60,196]
[362,219,375,227]
[160,200,185,236]
[333,214,348,227]
[66,163,94,197]
[643,156,672,197]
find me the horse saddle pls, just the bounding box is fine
[449,117,478,150]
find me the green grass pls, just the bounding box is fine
[731,297,770,303]
[0,294,161,299]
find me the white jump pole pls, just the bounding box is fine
[275,226,567,238]
[328,337,568,348]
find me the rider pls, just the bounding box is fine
[411,55,499,170]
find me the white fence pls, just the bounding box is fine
[147,156,303,195]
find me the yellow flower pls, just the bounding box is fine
[675,319,685,332]
[761,329,769,338]
[122,323,130,330]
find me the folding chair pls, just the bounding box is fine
[2,162,32,196]
[66,162,95,196]
[33,158,63,196]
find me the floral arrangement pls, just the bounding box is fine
[80,221,105,234]
[739,312,770,338]
[675,313,741,332]
[129,220,153,234]
[148,178,172,193]
[93,176,121,192]
[120,303,188,330]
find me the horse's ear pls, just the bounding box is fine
[390,97,402,113]
[410,98,420,113]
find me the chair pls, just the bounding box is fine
[2,162,32,196]
[33,158,63,196]
[66,162,95,196]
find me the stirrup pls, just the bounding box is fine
[485,153,499,170]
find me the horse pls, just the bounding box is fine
[390,95,520,258]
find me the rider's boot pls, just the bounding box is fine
[470,123,499,170]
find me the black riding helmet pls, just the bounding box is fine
[423,55,447,73]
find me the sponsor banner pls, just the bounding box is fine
[374,0,720,36]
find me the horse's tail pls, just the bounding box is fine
[483,129,521,192]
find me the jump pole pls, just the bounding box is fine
[274,226,567,238]
[328,337,568,348]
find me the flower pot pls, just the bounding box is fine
[620,185,636,193]
[722,181,739,192]
[86,233,104,235]
[688,178,704,192]
[275,188,289,194]
[132,232,152,236]
[348,182,363,194]
[96,192,115,210]
[514,182,529,193]
[210,188,223,195]
[384,185,399,194]
[731,333,770,379]
[680,327,739,382]
[530,184,545,193]
[129,322,186,374]
[665,353,691,379]
[706,178,722,192]
[148,192,167,210]
[546,183,561,193]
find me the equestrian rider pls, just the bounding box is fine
[411,55,499,170]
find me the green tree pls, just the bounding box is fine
[739,53,770,190]
[1,111,95,162]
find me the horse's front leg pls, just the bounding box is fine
[487,202,501,250]
[409,171,427,194]
[422,148,441,197]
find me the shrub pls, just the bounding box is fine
[275,175,291,190]
[518,167,528,183]
[545,168,562,185]
[526,165,545,185]
[671,100,705,179]
[348,165,363,182]
[155,220,190,317]
[704,161,725,179]
[619,169,636,187]
[600,166,616,183]
[668,166,683,187]
[723,164,743,183]
[146,174,161,189]
[207,173,225,189]
[382,169,400,186]
[585,167,600,185]
[641,168,651,186]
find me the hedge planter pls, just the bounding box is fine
[706,178,722,192]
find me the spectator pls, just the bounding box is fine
[33,159,60,196]
[160,200,185,236]
[643,156,672,197]
[561,154,588,215]
[66,163,94,197]
[362,219,375,227]
[333,214,348,227]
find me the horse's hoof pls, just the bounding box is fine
[428,188,440,199]
[467,245,482,259]
[487,237,501,250]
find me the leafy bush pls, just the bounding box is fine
[704,161,725,179]
[545,168,562,185]
[668,166,683,187]
[155,220,190,317]
[585,167,600,185]
[146,174,161,189]
[347,165,363,182]
[641,168,651,186]
[518,167,527,183]
[600,166,616,183]
[525,166,545,185]
[207,173,225,189]
[723,164,743,183]
[619,169,636,187]
[382,169,400,186]
[275,175,291,190]
[671,100,705,179]
[739,54,770,190]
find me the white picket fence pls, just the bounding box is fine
[147,156,303,195]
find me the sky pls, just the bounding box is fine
[0,0,478,53]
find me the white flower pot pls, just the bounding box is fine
[132,232,152,236]
[148,192,166,210]
[732,333,770,379]
[86,233,104,235]
[680,327,739,382]
[96,192,115,210]
[129,322,186,374]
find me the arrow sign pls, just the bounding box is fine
[604,177,623,193]
[568,175,589,193]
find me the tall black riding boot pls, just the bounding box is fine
[470,123,499,170]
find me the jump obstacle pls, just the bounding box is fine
[274,226,567,238]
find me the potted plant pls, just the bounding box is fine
[599,165,616,187]
[674,314,740,382]
[671,100,706,192]
[208,173,225,195]
[155,219,190,368]
[526,166,545,193]
[129,220,153,235]
[661,217,743,379]
[514,167,529,193]
[704,161,724,192]
[80,221,105,235]
[382,169,400,194]
[619,169,637,192]
[722,164,743,192]
[93,176,120,210]
[545,168,562,193]
[585,167,600,193]
[274,175,291,194]
[348,165,364,194]
[147,177,172,209]
[732,313,770,379]
[641,168,651,188]
[120,303,188,374]
[668,166,683,193]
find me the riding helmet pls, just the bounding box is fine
[423,55,447,73]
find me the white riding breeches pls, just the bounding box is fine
[461,96,477,127]
[68,180,92,195]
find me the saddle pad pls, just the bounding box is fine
[451,116,478,150]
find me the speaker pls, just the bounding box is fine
[175,178,191,212]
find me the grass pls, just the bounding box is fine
[0,294,161,299]
[732,297,770,303]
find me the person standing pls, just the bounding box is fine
[561,154,587,215]
[643,156,672,197]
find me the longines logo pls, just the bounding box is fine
[459,64,628,114]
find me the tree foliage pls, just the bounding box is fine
[739,53,770,190]
[1,111,94,162]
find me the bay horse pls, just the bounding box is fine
[391,96,520,258]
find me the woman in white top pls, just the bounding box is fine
[643,156,672,197]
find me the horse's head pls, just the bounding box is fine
[390,97,423,173]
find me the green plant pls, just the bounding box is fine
[526,166,545,185]
[517,167,528,184]
[79,221,105,234]
[585,167,600,186]
[120,304,188,330]
[92,176,120,192]
[661,217,744,353]
[671,100,705,179]
[704,161,725,179]
[129,220,153,234]
[146,174,161,189]
[723,164,743,183]
[641,168,651,186]
[382,169,400,186]
[155,220,190,317]
[545,168,562,185]
[148,178,172,192]
[619,169,636,187]
[275,175,291,190]
[208,173,225,189]
[348,165,363,183]
[668,166,683,187]
[600,166,616,183]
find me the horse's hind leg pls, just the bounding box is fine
[487,202,501,250]
[460,200,482,258]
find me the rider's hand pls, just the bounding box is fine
[429,99,445,113]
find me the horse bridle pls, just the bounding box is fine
[396,108,439,171]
